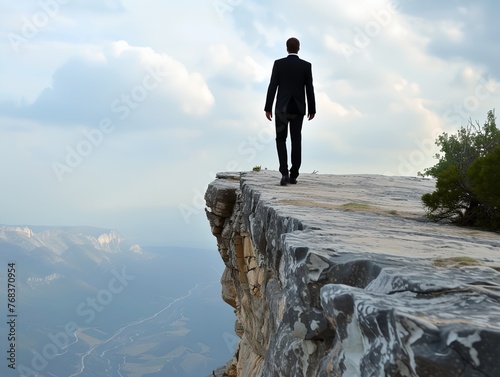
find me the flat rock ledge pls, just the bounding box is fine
[205,170,500,377]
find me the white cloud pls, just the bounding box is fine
[1,40,214,125]
[253,20,286,47]
[323,34,348,56]
[316,92,361,118]
[209,44,234,67]
[441,21,464,42]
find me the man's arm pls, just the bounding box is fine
[264,61,279,119]
[305,62,316,118]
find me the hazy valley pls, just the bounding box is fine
[0,225,235,377]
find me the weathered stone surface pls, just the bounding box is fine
[205,170,500,377]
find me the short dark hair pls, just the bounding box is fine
[286,37,300,53]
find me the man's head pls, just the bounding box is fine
[286,37,300,54]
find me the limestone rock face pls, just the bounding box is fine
[205,171,500,377]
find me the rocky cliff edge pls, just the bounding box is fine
[204,170,500,377]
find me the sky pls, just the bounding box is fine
[1,0,500,247]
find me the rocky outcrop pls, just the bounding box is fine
[205,171,500,377]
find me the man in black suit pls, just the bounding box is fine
[264,37,316,185]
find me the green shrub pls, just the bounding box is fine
[421,110,500,229]
[468,145,500,228]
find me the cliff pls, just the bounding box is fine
[204,171,500,377]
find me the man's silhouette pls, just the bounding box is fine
[264,37,316,185]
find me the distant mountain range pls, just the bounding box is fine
[0,224,142,257]
[0,225,148,288]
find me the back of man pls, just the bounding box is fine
[265,55,315,116]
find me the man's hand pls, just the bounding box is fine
[266,111,273,121]
[308,113,315,121]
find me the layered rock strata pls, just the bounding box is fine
[205,171,500,377]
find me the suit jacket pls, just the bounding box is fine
[264,54,316,116]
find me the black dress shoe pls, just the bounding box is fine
[280,175,289,186]
[289,177,297,184]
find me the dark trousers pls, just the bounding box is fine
[275,111,304,178]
